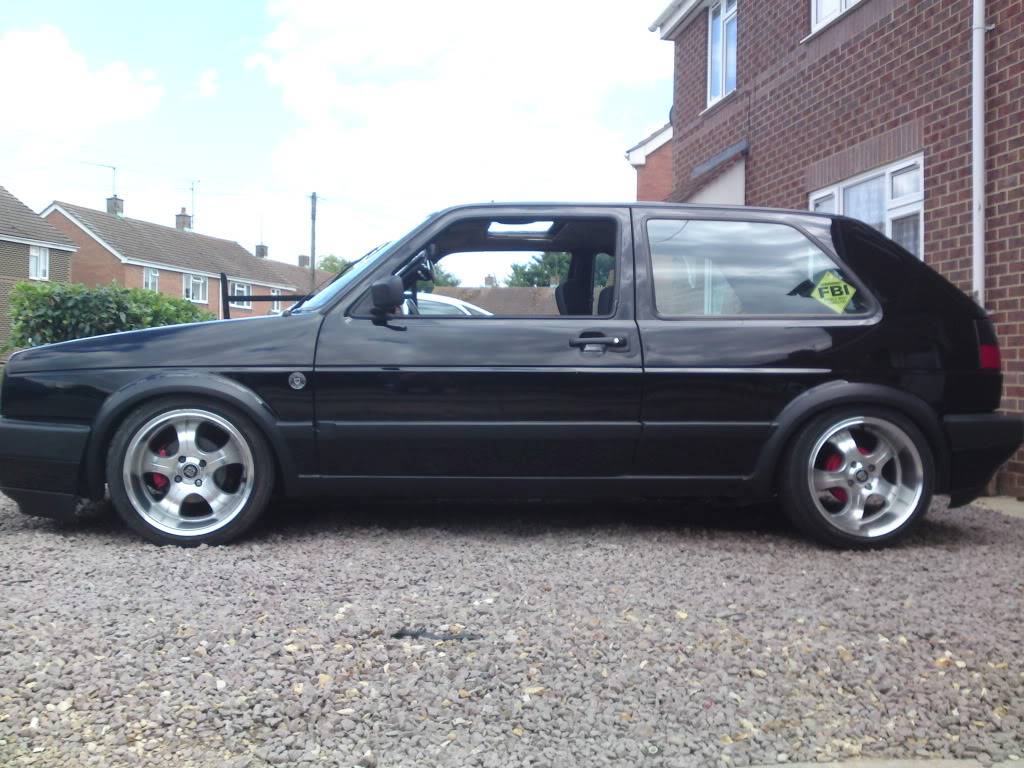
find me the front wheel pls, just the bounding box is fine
[781,408,934,548]
[106,398,274,545]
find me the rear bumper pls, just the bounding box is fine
[0,417,91,521]
[944,413,1024,507]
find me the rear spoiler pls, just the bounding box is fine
[219,273,312,319]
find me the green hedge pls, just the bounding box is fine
[8,281,215,347]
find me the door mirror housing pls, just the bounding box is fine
[371,275,405,314]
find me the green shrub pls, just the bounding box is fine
[8,281,216,347]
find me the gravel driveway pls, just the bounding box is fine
[1,493,1022,767]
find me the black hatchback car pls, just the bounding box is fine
[1,203,1020,547]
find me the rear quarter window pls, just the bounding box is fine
[647,219,870,318]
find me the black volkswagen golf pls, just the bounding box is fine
[1,203,1020,547]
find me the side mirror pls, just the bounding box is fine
[371,275,405,313]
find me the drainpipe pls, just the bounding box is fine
[971,0,987,307]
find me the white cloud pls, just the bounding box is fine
[197,68,219,98]
[0,25,163,208]
[247,0,672,262]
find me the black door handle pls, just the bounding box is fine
[570,335,627,349]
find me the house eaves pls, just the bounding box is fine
[650,0,705,40]
[626,123,674,167]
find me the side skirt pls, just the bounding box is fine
[292,475,755,500]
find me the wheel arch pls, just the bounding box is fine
[82,372,296,500]
[751,381,949,496]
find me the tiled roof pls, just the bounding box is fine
[0,187,76,248]
[52,201,330,290]
[434,286,558,316]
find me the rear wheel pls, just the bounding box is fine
[106,398,273,545]
[781,408,934,547]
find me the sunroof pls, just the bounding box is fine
[488,220,554,236]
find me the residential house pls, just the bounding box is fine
[625,123,674,202]
[636,0,1024,494]
[43,197,331,318]
[0,186,77,348]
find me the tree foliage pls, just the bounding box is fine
[505,252,572,288]
[317,254,352,274]
[8,281,215,347]
[417,263,461,293]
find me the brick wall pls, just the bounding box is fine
[666,0,1024,493]
[637,140,675,201]
[46,210,125,287]
[0,240,73,348]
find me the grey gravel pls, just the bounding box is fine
[1,493,1022,767]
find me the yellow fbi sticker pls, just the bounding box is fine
[813,270,856,314]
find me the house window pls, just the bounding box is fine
[270,288,282,313]
[29,246,49,280]
[229,281,252,309]
[812,0,863,33]
[183,273,208,303]
[707,0,737,107]
[143,267,159,292]
[810,155,924,259]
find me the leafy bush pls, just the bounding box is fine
[9,281,215,347]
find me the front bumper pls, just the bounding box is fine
[944,413,1024,507]
[0,417,91,521]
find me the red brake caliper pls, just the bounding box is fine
[825,444,871,503]
[150,446,170,490]
[824,452,846,503]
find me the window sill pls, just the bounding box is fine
[700,89,738,118]
[185,298,209,305]
[28,276,49,282]
[802,5,860,44]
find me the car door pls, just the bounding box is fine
[313,205,641,479]
[632,206,882,485]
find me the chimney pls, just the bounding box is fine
[298,254,310,268]
[175,207,192,231]
[106,195,123,216]
[255,244,268,259]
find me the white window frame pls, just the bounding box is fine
[143,266,160,292]
[707,0,738,108]
[809,153,925,259]
[270,288,282,313]
[183,273,208,304]
[811,0,863,34]
[28,245,50,281]
[229,281,252,309]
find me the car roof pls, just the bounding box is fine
[430,201,837,223]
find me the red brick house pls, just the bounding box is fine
[635,0,1024,494]
[43,197,330,319]
[0,186,77,349]
[626,123,675,202]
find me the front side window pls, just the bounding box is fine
[812,0,863,32]
[183,273,208,303]
[229,281,252,309]
[647,218,868,317]
[810,155,924,258]
[29,245,49,280]
[143,267,159,292]
[708,0,738,106]
[381,216,619,319]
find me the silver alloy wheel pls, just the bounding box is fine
[806,416,924,539]
[122,408,254,537]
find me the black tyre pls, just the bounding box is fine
[780,406,935,548]
[106,397,274,545]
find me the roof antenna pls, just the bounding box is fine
[190,180,200,229]
[83,162,118,197]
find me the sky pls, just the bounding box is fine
[0,0,673,278]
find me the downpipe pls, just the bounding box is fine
[971,0,988,307]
